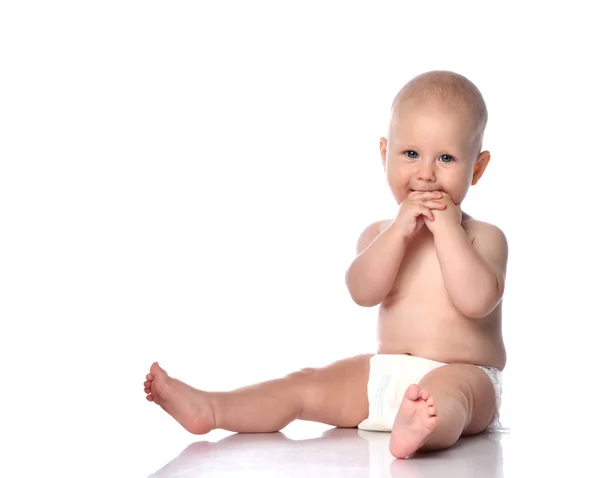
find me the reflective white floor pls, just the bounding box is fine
[141,421,592,478]
[148,427,503,477]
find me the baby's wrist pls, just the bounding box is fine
[432,223,465,242]
[386,221,410,242]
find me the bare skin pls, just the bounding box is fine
[145,362,215,435]
[145,214,504,458]
[144,70,508,459]
[390,384,439,457]
[376,215,506,369]
[146,354,372,433]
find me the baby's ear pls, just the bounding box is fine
[380,137,388,171]
[471,150,491,185]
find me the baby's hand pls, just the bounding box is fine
[423,192,462,234]
[391,191,447,240]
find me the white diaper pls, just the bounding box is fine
[358,354,503,432]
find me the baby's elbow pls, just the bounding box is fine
[345,272,380,307]
[346,283,381,307]
[460,274,504,318]
[461,306,490,319]
[355,296,381,308]
[460,294,502,319]
[348,289,381,308]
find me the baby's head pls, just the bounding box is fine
[380,70,490,206]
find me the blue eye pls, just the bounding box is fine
[439,154,454,163]
[406,151,419,159]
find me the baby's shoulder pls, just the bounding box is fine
[355,219,393,253]
[462,216,508,247]
[376,218,394,233]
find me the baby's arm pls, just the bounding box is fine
[434,221,508,318]
[345,220,408,307]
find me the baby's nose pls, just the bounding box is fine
[417,162,436,181]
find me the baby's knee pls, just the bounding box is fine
[285,367,322,399]
[285,367,330,408]
[285,366,319,384]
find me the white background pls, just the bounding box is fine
[1,1,599,476]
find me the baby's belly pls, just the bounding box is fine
[376,303,506,369]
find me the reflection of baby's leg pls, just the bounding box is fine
[144,354,372,434]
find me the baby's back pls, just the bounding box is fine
[375,216,506,370]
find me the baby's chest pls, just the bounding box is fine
[393,240,446,295]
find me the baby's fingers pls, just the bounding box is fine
[422,200,446,210]
[409,190,443,199]
[415,204,436,221]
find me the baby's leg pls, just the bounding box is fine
[389,364,496,458]
[144,354,372,434]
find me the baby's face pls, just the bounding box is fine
[381,102,483,206]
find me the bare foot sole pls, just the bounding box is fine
[144,362,216,435]
[389,384,439,458]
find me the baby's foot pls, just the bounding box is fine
[144,362,216,435]
[389,384,439,458]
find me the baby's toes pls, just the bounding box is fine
[404,384,421,401]
[146,373,154,381]
[146,394,154,402]
[428,405,437,416]
[420,390,430,401]
[144,380,152,388]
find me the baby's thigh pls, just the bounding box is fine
[288,354,372,427]
[428,363,496,435]
[419,364,496,435]
[461,365,497,434]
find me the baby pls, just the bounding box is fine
[143,70,508,459]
